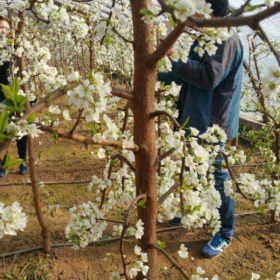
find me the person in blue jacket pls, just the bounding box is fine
[158,0,244,258]
[0,15,33,177]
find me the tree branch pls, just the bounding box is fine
[112,26,134,45]
[147,23,188,68]
[111,154,136,172]
[155,147,177,167]
[38,124,139,152]
[23,87,69,121]
[158,182,180,206]
[149,2,280,66]
[69,108,84,135]
[100,0,116,46]
[256,23,280,65]
[149,244,189,280]
[151,110,181,129]
[219,150,254,201]
[112,87,134,101]
[0,87,68,162]
[158,1,280,28]
[231,0,252,17]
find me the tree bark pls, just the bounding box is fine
[17,11,51,254]
[130,0,158,279]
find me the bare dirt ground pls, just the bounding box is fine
[0,134,279,280]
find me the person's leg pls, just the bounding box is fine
[17,136,28,160]
[17,136,28,174]
[0,154,7,177]
[214,153,235,241]
[201,144,235,258]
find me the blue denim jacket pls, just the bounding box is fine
[158,31,244,139]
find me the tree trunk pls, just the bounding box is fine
[17,11,51,254]
[130,1,158,279]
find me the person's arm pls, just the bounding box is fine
[172,39,236,91]
[157,69,184,86]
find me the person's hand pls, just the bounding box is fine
[167,48,177,57]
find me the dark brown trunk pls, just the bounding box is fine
[130,1,158,279]
[17,11,51,254]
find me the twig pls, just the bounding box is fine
[69,109,84,135]
[122,103,130,134]
[158,182,180,206]
[112,26,134,45]
[232,0,252,17]
[149,244,189,280]
[231,163,265,168]
[219,151,254,201]
[111,154,136,173]
[151,110,181,129]
[179,137,186,213]
[100,0,116,46]
[0,225,184,259]
[256,23,280,65]
[0,211,268,259]
[155,147,177,166]
[119,194,147,280]
[97,218,126,224]
[100,161,114,209]
[0,180,92,187]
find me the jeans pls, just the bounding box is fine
[2,136,27,166]
[214,143,235,241]
[1,99,36,165]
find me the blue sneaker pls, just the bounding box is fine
[169,217,182,225]
[201,234,231,258]
[0,168,7,178]
[19,160,28,175]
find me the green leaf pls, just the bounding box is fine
[5,272,14,279]
[27,112,37,124]
[111,158,119,166]
[169,15,177,28]
[47,93,53,102]
[89,70,95,84]
[182,116,189,128]
[157,239,166,249]
[88,123,97,134]
[258,206,265,214]
[0,134,9,142]
[191,205,201,213]
[0,111,9,134]
[245,4,263,12]
[53,131,58,145]
[16,95,28,108]
[4,158,23,168]
[0,84,14,101]
[137,198,147,208]
[105,34,114,46]
[2,98,16,110]
[11,77,19,97]
[140,9,155,16]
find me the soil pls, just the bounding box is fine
[0,133,279,280]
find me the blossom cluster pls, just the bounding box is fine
[6,119,42,139]
[225,175,280,216]
[65,201,107,249]
[165,0,212,22]
[262,66,280,100]
[0,201,27,239]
